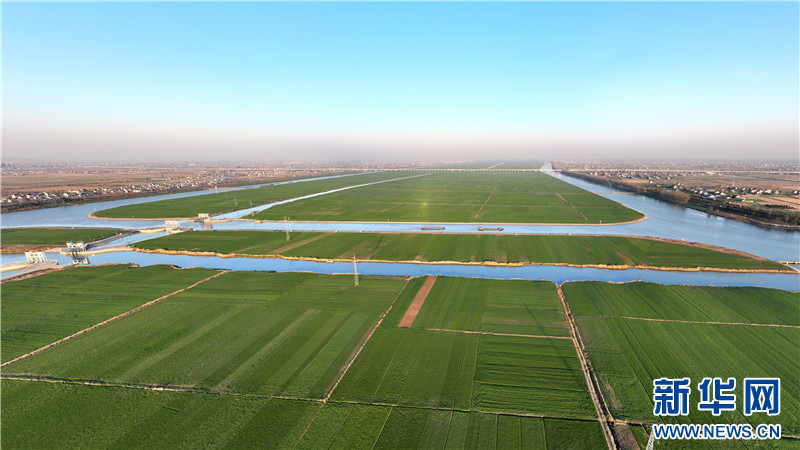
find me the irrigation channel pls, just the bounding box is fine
[1,166,798,291]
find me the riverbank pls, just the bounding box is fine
[133,230,792,273]
[558,170,800,230]
[134,248,792,274]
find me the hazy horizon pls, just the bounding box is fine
[3,2,798,162]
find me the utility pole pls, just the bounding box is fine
[353,255,359,287]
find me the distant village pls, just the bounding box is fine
[0,161,433,211]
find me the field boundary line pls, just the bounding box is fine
[556,192,589,222]
[0,270,230,368]
[557,285,618,450]
[330,398,607,422]
[605,315,800,329]
[398,275,437,328]
[473,182,501,219]
[0,374,323,402]
[421,328,573,340]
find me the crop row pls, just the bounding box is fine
[136,230,787,271]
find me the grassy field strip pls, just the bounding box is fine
[292,279,412,446]
[323,278,411,402]
[605,315,800,328]
[398,275,437,328]
[135,230,790,272]
[556,285,618,449]
[215,310,318,391]
[421,328,573,340]
[0,270,228,368]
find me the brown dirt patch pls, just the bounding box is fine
[615,251,635,266]
[614,423,641,450]
[398,276,438,328]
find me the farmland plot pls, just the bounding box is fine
[0,380,319,449]
[296,403,606,449]
[564,282,800,437]
[253,172,643,224]
[564,281,799,325]
[329,329,595,419]
[409,277,570,337]
[1,264,218,362]
[4,272,408,399]
[136,230,788,271]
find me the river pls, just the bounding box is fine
[1,166,797,290]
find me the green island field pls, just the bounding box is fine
[134,230,790,272]
[92,170,645,224]
[2,267,608,448]
[252,172,644,224]
[1,227,124,251]
[92,171,407,219]
[564,282,800,447]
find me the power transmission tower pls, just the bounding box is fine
[285,217,290,241]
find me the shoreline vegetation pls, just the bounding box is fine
[133,230,792,273]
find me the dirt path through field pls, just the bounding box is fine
[398,275,437,328]
[557,285,618,449]
[1,270,230,368]
[421,328,572,340]
[608,315,800,329]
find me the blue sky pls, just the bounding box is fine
[3,1,798,161]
